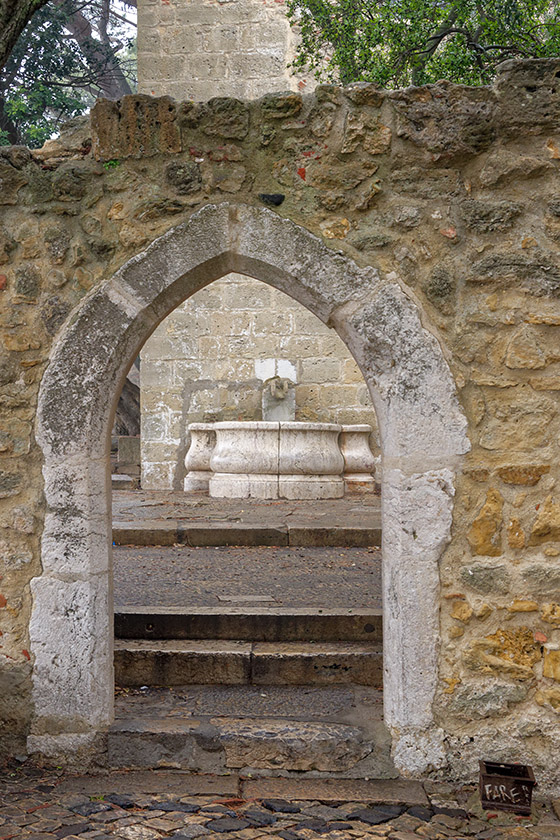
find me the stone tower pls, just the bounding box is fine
[137,0,313,101]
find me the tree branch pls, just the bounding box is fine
[0,0,51,70]
[54,0,132,98]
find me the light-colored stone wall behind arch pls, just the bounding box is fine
[141,274,377,489]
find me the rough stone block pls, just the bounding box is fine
[118,436,140,467]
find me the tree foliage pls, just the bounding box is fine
[286,0,560,86]
[0,0,136,147]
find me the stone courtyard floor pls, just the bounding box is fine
[111,491,381,535]
[113,545,382,610]
[1,763,559,840]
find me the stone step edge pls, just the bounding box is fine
[112,523,382,547]
[115,606,383,616]
[54,771,426,805]
[114,607,383,642]
[114,639,383,687]
[114,639,383,653]
[107,715,383,774]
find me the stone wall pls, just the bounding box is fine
[138,0,313,102]
[1,59,560,788]
[141,275,376,489]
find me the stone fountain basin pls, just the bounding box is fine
[209,421,344,500]
[184,421,376,500]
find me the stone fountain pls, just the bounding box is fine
[183,376,376,499]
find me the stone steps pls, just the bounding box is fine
[109,685,395,777]
[112,521,381,547]
[114,607,383,642]
[111,511,386,777]
[114,639,383,688]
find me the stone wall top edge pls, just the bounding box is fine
[94,55,560,109]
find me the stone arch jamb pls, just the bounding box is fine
[30,202,470,773]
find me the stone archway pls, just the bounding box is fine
[30,202,469,773]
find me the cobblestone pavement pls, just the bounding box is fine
[1,762,559,840]
[113,546,382,609]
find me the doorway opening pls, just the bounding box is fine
[110,270,388,775]
[31,203,469,776]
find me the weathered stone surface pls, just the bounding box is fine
[202,98,250,139]
[261,92,302,119]
[91,95,181,160]
[504,325,548,369]
[497,465,550,485]
[216,718,372,771]
[529,496,560,545]
[506,518,525,549]
[463,627,540,680]
[522,565,560,600]
[448,681,528,719]
[470,250,560,295]
[388,83,495,158]
[536,685,560,710]
[542,604,560,626]
[467,489,503,556]
[543,647,560,681]
[460,563,510,595]
[450,601,472,623]
[0,161,28,204]
[460,200,522,233]
[166,161,202,194]
[494,58,560,133]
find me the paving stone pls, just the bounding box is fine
[55,825,92,838]
[171,826,212,838]
[105,794,136,809]
[156,802,200,814]
[59,795,91,809]
[262,800,301,814]
[113,826,163,839]
[91,809,130,822]
[144,816,186,830]
[205,816,252,832]
[433,805,468,819]
[0,827,24,839]
[293,818,330,833]
[243,809,277,826]
[17,835,54,840]
[33,818,65,831]
[200,804,238,815]
[406,806,434,822]
[299,805,345,821]
[432,812,470,829]
[347,806,406,825]
[71,803,112,817]
[390,813,426,831]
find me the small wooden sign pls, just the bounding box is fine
[479,760,536,816]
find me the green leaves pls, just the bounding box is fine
[286,0,560,86]
[0,1,136,147]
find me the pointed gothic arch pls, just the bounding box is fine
[30,202,469,773]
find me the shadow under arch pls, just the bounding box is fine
[31,202,469,774]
